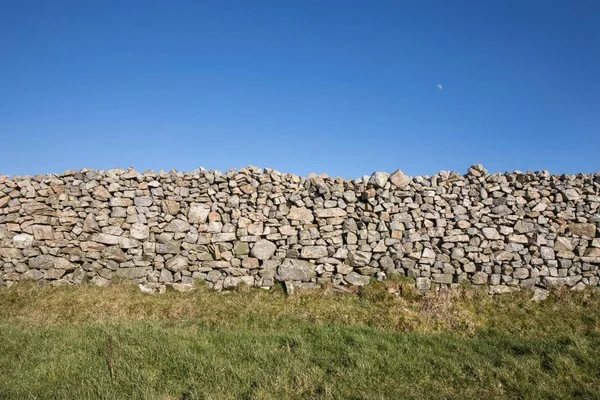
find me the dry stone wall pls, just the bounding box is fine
[1,164,599,294]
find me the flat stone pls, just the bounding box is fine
[568,223,596,238]
[12,233,33,248]
[300,246,328,259]
[115,267,148,279]
[563,188,581,201]
[156,240,181,254]
[443,235,470,243]
[31,225,54,240]
[134,196,153,207]
[344,272,371,286]
[29,254,55,269]
[212,233,236,243]
[92,233,121,245]
[277,259,316,282]
[314,208,347,218]
[165,219,190,233]
[482,227,500,240]
[119,237,140,249]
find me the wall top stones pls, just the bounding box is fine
[1,164,599,294]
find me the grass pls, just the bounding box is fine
[0,280,598,399]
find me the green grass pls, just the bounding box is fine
[0,281,598,399]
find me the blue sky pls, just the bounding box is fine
[1,0,599,178]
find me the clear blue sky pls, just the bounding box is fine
[1,1,599,178]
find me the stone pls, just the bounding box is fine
[233,241,249,256]
[159,268,174,283]
[389,169,410,188]
[531,289,548,302]
[166,255,188,272]
[513,268,529,279]
[0,248,23,258]
[166,219,190,233]
[188,204,211,224]
[250,239,277,260]
[130,223,150,240]
[540,247,555,260]
[287,207,314,223]
[336,263,353,275]
[432,273,453,284]
[91,276,111,287]
[472,272,488,285]
[134,196,153,207]
[347,251,372,266]
[156,240,181,254]
[115,267,148,279]
[92,233,121,245]
[314,208,347,218]
[344,272,370,286]
[31,225,54,240]
[83,214,100,232]
[23,269,44,280]
[53,258,77,271]
[102,246,127,263]
[562,188,580,201]
[300,246,328,259]
[482,228,500,240]
[568,223,596,238]
[162,200,180,215]
[368,172,389,188]
[416,277,431,291]
[277,259,316,281]
[211,233,236,242]
[12,233,33,248]
[172,283,195,292]
[29,255,55,269]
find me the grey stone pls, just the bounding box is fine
[166,255,188,272]
[368,172,389,188]
[347,251,372,266]
[115,267,148,279]
[166,219,190,233]
[250,239,277,260]
[344,272,370,286]
[277,259,316,281]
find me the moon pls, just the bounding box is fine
[437,84,443,90]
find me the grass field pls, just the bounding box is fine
[0,279,598,399]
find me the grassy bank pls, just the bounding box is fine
[0,281,598,399]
